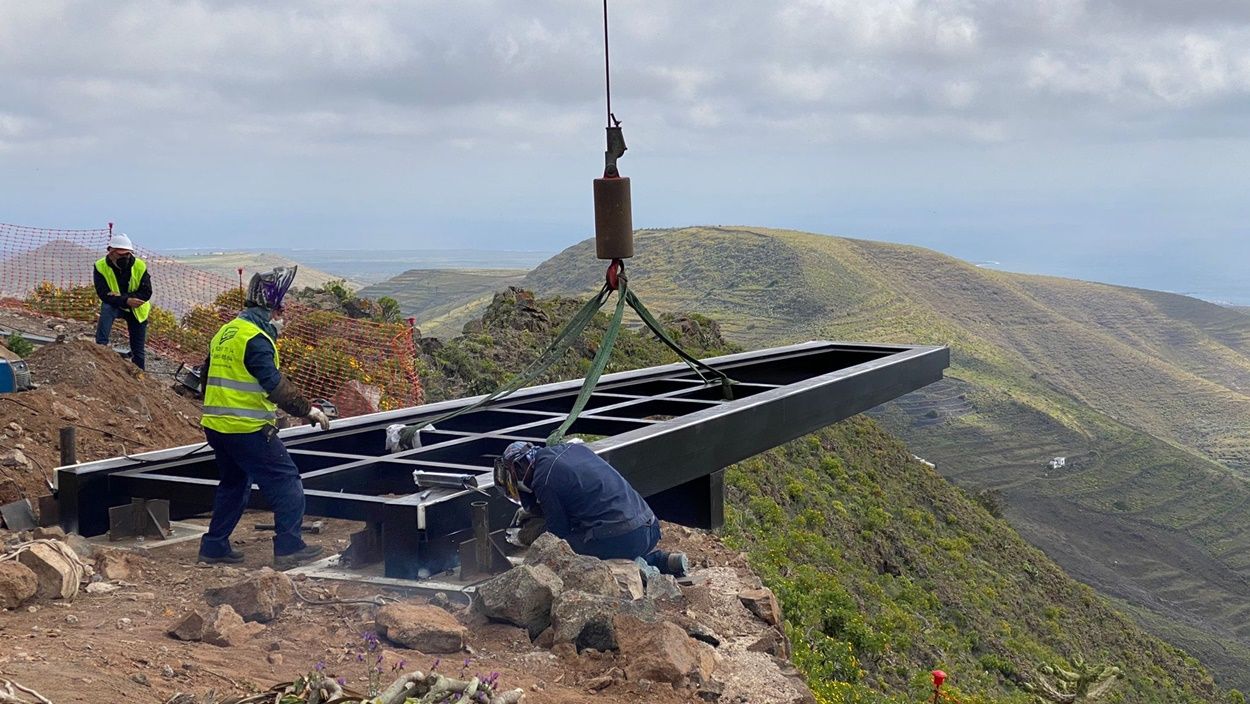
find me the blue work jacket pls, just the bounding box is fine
[521,443,655,543]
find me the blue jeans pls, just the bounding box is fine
[95,302,147,370]
[199,427,308,558]
[570,520,661,562]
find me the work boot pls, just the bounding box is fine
[664,551,690,578]
[643,550,690,578]
[197,549,245,565]
[273,545,323,570]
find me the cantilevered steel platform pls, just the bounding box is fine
[57,341,949,578]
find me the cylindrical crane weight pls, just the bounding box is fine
[593,176,633,259]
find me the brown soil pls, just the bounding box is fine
[0,513,711,704]
[0,340,204,504]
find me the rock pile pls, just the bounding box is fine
[473,534,814,703]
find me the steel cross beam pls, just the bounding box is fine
[56,341,949,578]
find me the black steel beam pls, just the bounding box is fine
[56,341,949,578]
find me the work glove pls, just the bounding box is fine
[510,507,533,528]
[306,407,331,431]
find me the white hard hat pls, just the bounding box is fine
[108,233,134,251]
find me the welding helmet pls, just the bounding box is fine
[493,441,537,505]
[246,266,298,311]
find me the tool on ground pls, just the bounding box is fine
[172,362,204,398]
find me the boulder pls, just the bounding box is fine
[95,550,141,581]
[549,590,659,652]
[738,587,782,627]
[614,615,717,687]
[51,401,80,422]
[17,542,79,599]
[0,449,31,469]
[376,602,467,653]
[747,628,791,659]
[204,568,295,623]
[170,605,265,647]
[526,534,621,598]
[645,573,684,602]
[474,563,562,637]
[550,590,622,651]
[332,380,382,418]
[606,559,645,600]
[30,526,66,541]
[0,561,38,608]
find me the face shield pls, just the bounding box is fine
[246,266,298,310]
[493,440,537,505]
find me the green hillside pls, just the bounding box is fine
[421,290,1227,702]
[357,268,527,337]
[524,226,1250,690]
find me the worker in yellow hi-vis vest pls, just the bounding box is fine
[197,266,331,568]
[92,232,151,369]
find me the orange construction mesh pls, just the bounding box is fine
[0,222,423,415]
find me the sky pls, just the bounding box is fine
[1,1,1248,297]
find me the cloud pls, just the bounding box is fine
[1,0,1247,160]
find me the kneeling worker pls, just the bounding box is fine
[197,266,331,568]
[494,440,688,576]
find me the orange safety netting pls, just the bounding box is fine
[0,222,423,416]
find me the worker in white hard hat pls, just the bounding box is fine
[92,232,152,370]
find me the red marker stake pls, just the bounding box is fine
[931,670,947,704]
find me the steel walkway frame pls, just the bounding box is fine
[57,340,949,577]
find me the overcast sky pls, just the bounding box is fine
[1,0,1247,289]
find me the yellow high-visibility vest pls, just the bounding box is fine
[200,318,280,434]
[94,257,152,323]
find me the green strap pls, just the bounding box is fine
[396,280,738,452]
[397,284,612,447]
[547,277,629,445]
[625,289,735,400]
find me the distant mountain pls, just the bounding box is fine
[525,226,1250,689]
[174,251,357,291]
[357,268,527,337]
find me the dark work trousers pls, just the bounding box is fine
[569,519,663,566]
[199,426,308,558]
[95,302,147,370]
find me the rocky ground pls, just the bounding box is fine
[0,302,815,704]
[0,512,811,704]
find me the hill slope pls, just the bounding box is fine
[358,268,527,337]
[174,251,356,291]
[525,226,1250,690]
[419,290,1226,702]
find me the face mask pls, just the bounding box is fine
[271,317,285,336]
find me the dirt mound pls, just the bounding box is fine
[0,340,204,506]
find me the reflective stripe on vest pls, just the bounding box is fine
[200,318,280,434]
[95,256,152,323]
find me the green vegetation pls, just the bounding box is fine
[523,226,1250,690]
[420,288,1230,702]
[4,332,33,358]
[417,288,740,402]
[724,418,1218,703]
[357,268,528,337]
